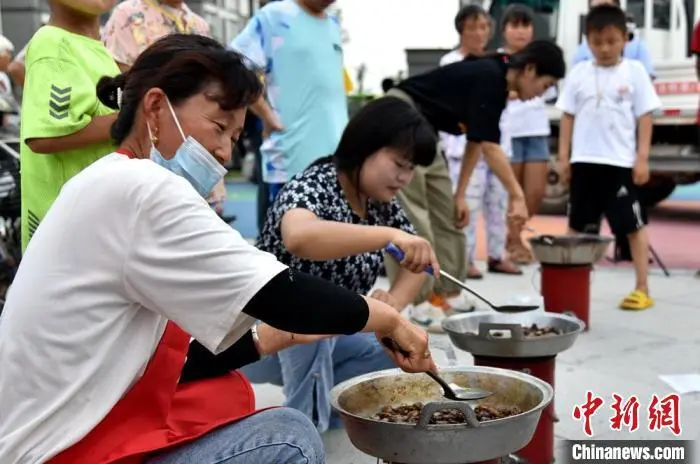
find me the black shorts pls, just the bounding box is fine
[568,162,646,236]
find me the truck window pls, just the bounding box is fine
[485,0,560,50]
[627,0,671,30]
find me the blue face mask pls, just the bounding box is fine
[149,99,228,197]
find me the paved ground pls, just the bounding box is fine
[251,267,700,463]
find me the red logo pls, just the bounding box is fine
[610,394,640,432]
[573,391,604,437]
[574,393,683,436]
[648,393,681,436]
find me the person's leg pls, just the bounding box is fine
[239,354,284,386]
[465,159,487,279]
[332,333,395,384]
[507,137,531,263]
[627,227,650,293]
[567,163,605,236]
[521,136,550,217]
[424,155,472,309]
[146,408,324,464]
[275,339,336,433]
[328,333,395,429]
[483,167,521,275]
[604,168,653,310]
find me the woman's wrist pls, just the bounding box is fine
[362,296,401,335]
[251,324,265,356]
[254,323,293,357]
[382,226,401,246]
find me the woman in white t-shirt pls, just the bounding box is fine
[501,5,553,263]
[0,34,435,464]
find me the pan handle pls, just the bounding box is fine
[477,323,525,341]
[416,401,481,429]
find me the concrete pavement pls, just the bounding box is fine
[251,265,700,463]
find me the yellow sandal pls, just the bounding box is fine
[619,290,654,311]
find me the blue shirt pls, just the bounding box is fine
[571,36,655,76]
[230,0,348,183]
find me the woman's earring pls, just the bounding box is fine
[150,129,159,146]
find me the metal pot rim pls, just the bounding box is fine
[442,311,585,338]
[329,366,554,429]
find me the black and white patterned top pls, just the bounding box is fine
[256,161,415,296]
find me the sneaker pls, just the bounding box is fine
[409,302,447,333]
[442,291,476,313]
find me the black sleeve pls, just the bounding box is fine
[180,332,259,384]
[242,269,369,335]
[464,85,505,144]
[179,269,371,384]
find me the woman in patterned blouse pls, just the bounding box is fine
[243,97,440,433]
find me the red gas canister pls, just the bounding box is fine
[540,264,591,330]
[474,356,558,464]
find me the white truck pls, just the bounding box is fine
[447,0,700,212]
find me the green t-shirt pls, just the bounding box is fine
[20,26,119,251]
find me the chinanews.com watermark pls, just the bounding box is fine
[563,440,693,463]
[561,391,693,463]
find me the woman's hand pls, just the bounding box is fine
[376,318,437,374]
[255,323,331,356]
[369,289,400,310]
[557,158,571,186]
[389,230,440,275]
[454,195,470,228]
[507,195,529,228]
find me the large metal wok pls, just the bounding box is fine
[330,366,553,464]
[442,312,585,358]
[529,234,613,265]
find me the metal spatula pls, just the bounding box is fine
[385,243,539,313]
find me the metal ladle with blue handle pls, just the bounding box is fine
[384,243,539,313]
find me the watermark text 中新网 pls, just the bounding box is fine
[567,440,692,463]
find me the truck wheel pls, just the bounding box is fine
[540,163,569,215]
[639,177,676,208]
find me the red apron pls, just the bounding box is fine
[49,322,260,464]
[49,149,263,463]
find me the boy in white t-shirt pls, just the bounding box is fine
[556,4,661,310]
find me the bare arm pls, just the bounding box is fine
[480,141,525,201]
[558,113,574,161]
[7,60,25,88]
[250,95,280,127]
[388,269,426,310]
[281,209,397,261]
[26,113,117,154]
[636,113,653,160]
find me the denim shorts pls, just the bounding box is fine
[511,136,550,163]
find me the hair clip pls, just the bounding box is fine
[116,87,123,109]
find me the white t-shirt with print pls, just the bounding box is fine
[0,153,287,463]
[555,59,661,168]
